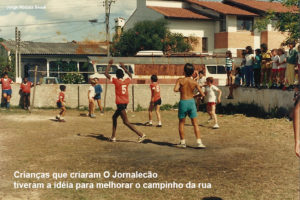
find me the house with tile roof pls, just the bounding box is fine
[0,41,106,82]
[124,0,296,56]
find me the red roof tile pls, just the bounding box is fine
[148,6,211,20]
[225,0,298,13]
[186,0,258,16]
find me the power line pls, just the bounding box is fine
[28,24,94,42]
[0,20,104,28]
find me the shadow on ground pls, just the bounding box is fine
[83,133,204,150]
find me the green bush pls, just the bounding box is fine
[135,104,146,112]
[173,102,179,109]
[61,73,85,84]
[160,104,173,111]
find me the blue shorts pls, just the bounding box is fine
[2,89,12,96]
[94,94,101,100]
[178,99,197,119]
[226,67,232,72]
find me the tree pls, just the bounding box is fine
[111,19,193,56]
[50,61,85,84]
[255,0,299,44]
[0,39,15,79]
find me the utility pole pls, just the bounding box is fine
[14,27,22,83]
[103,0,115,112]
[15,27,18,82]
[18,30,21,80]
[104,0,115,57]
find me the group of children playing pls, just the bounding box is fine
[51,60,222,148]
[224,42,300,95]
[1,57,299,151]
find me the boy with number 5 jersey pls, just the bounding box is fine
[105,60,146,143]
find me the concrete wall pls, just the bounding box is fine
[2,84,294,112]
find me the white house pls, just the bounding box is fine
[124,0,296,56]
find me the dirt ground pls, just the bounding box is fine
[0,109,299,200]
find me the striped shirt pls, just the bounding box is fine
[225,57,234,68]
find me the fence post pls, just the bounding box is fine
[31,65,38,109]
[132,85,135,111]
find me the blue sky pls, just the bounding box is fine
[0,0,136,42]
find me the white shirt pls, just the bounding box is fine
[278,54,286,69]
[245,54,254,66]
[205,85,219,103]
[198,76,206,86]
[194,76,206,94]
[271,55,279,69]
[88,86,95,99]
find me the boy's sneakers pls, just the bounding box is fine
[145,122,153,126]
[109,137,116,142]
[175,143,187,148]
[138,134,146,143]
[56,115,60,120]
[59,117,66,122]
[90,114,96,118]
[156,125,162,128]
[207,118,213,123]
[213,124,220,129]
[197,142,206,149]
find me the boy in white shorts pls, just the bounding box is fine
[88,80,96,118]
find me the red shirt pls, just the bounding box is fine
[57,92,65,103]
[111,77,131,104]
[150,82,161,102]
[1,78,12,90]
[20,82,32,93]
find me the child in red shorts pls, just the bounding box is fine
[205,77,222,129]
[145,75,162,127]
[104,60,145,143]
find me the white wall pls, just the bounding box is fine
[168,19,215,54]
[253,17,261,50]
[146,0,184,8]
[124,6,163,30]
[226,15,237,32]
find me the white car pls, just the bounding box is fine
[205,65,227,86]
[89,63,135,80]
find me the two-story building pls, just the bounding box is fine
[124,0,297,56]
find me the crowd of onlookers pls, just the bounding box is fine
[225,42,300,99]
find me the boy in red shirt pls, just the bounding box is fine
[0,73,13,109]
[56,85,66,122]
[145,75,162,127]
[104,60,145,143]
[20,77,33,110]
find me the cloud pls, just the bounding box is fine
[112,0,136,17]
[0,0,137,42]
[0,12,42,40]
[45,0,102,20]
